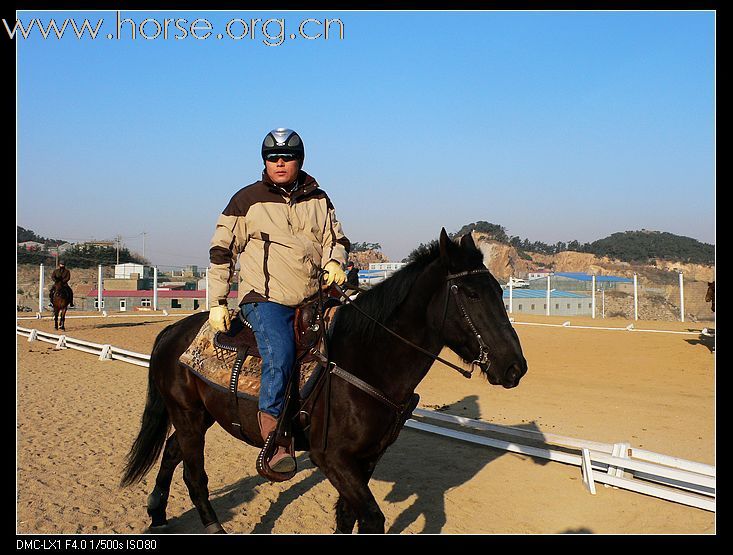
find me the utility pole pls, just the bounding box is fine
[116,235,122,265]
[142,232,147,259]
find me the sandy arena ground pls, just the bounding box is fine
[16,310,716,535]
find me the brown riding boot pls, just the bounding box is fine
[257,411,296,474]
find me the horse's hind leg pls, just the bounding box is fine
[147,432,183,528]
[170,409,224,533]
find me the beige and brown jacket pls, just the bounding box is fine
[208,170,350,308]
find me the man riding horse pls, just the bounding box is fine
[207,128,349,479]
[49,261,74,309]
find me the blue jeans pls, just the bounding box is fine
[242,302,296,418]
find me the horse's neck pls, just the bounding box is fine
[337,264,445,404]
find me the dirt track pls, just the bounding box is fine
[16,310,716,535]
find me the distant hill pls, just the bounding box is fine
[448,222,714,265]
[17,226,64,246]
[588,230,714,265]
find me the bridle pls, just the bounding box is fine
[333,267,495,379]
[315,268,497,447]
[443,269,494,374]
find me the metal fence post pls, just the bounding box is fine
[679,272,685,322]
[592,275,596,319]
[205,268,209,310]
[153,266,158,311]
[39,264,44,313]
[97,265,103,312]
[633,273,638,321]
[508,279,513,314]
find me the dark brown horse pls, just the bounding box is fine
[120,229,528,533]
[706,281,715,312]
[51,283,72,331]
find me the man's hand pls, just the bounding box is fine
[209,305,231,332]
[323,260,347,286]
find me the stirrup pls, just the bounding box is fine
[256,432,296,482]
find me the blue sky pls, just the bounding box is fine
[15,10,715,270]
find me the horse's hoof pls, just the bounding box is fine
[204,522,225,534]
[149,517,168,528]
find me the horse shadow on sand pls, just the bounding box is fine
[153,395,552,534]
[96,321,161,329]
[685,328,715,353]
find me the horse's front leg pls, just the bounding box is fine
[334,458,379,533]
[320,452,385,534]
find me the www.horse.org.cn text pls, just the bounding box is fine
[4,12,345,46]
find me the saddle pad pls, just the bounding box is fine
[180,320,321,399]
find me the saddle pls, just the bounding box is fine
[210,292,342,482]
[213,295,336,363]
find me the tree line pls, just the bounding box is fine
[17,227,148,268]
[414,221,714,265]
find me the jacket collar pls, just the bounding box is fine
[261,169,319,200]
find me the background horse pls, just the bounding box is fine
[51,283,72,331]
[706,281,715,313]
[120,229,528,534]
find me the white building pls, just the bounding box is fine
[528,271,554,281]
[368,262,407,271]
[115,263,152,279]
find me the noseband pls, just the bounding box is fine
[443,269,493,375]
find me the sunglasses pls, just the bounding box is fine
[265,153,299,163]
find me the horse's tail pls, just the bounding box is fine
[120,325,174,487]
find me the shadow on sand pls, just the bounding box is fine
[156,395,555,534]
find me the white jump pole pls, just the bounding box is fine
[546,275,551,316]
[592,275,596,319]
[153,266,158,311]
[97,265,103,312]
[679,272,685,322]
[38,264,45,312]
[633,273,638,321]
[508,279,513,314]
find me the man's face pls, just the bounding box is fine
[265,155,300,186]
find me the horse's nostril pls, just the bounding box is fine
[505,362,525,387]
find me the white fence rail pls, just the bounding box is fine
[406,409,715,511]
[17,326,715,512]
[17,326,150,367]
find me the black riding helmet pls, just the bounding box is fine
[261,128,305,165]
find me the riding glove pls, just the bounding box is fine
[208,305,231,332]
[323,260,347,286]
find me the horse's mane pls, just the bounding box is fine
[334,237,483,343]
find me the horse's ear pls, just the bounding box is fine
[439,228,451,261]
[460,232,477,251]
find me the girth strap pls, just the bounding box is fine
[330,365,408,414]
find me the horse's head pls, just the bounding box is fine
[429,228,527,389]
[706,281,715,303]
